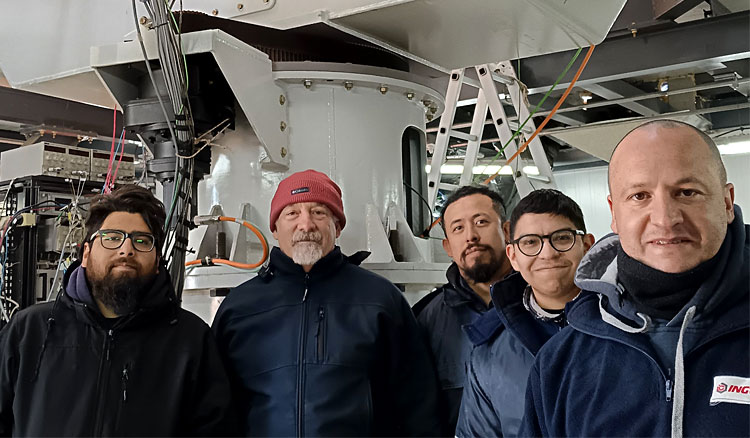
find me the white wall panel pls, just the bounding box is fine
[553,167,612,241]
[552,154,750,243]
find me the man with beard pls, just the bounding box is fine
[212,169,439,436]
[413,185,513,435]
[0,185,235,436]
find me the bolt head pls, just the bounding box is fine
[303,79,312,89]
[280,121,287,132]
[406,92,415,100]
[211,9,219,15]
[379,86,388,94]
[279,95,286,105]
[344,81,353,90]
[139,16,148,25]
[237,3,244,9]
[280,147,287,157]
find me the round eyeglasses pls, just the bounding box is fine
[511,229,585,257]
[90,229,156,253]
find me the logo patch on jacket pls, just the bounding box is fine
[291,187,310,195]
[710,376,750,406]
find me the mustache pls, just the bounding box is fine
[462,244,493,259]
[292,231,323,245]
[108,258,140,270]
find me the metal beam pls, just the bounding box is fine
[0,87,133,141]
[520,11,750,94]
[583,81,663,117]
[652,0,706,20]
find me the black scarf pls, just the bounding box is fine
[616,245,721,320]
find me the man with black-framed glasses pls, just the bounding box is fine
[456,189,594,437]
[0,185,236,436]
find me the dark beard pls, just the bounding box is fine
[89,274,154,317]
[462,250,504,283]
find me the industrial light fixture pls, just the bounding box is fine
[580,91,592,104]
[658,79,669,92]
[425,164,540,176]
[717,139,750,156]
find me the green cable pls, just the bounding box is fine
[472,46,583,182]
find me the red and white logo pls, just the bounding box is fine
[710,376,750,406]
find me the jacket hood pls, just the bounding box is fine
[573,205,748,328]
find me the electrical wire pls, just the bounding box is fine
[482,44,596,184]
[184,216,269,270]
[473,46,583,181]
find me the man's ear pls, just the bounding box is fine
[81,242,91,268]
[582,233,595,253]
[502,220,511,242]
[506,243,520,272]
[442,238,454,260]
[607,194,618,234]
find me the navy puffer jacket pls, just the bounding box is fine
[212,246,440,436]
[456,272,564,437]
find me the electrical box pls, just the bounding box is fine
[90,150,137,183]
[0,142,90,181]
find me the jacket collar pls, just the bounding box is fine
[464,272,559,354]
[571,205,749,335]
[265,246,346,280]
[441,262,491,310]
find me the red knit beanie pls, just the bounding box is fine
[269,169,346,232]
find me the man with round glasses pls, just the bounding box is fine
[456,189,593,437]
[0,185,235,436]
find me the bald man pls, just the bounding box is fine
[520,120,749,437]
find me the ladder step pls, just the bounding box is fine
[438,183,460,191]
[449,130,478,142]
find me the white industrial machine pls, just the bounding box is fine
[0,1,627,306]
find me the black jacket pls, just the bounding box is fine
[412,263,492,436]
[212,246,440,436]
[0,261,236,437]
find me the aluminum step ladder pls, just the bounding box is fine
[426,64,556,211]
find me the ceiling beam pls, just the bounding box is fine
[519,11,750,94]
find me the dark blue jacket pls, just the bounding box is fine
[521,206,750,437]
[413,263,491,435]
[212,246,440,436]
[456,272,564,438]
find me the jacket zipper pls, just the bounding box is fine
[315,306,326,362]
[121,364,129,402]
[92,329,114,435]
[665,368,672,402]
[296,274,310,437]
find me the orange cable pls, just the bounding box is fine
[185,216,269,270]
[482,44,596,184]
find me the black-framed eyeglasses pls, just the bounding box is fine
[89,229,156,253]
[511,229,585,257]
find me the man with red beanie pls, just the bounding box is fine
[212,169,440,436]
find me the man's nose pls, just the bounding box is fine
[650,193,683,229]
[537,237,560,259]
[297,210,316,231]
[465,224,480,242]
[118,237,136,256]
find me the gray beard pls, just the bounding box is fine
[292,241,324,266]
